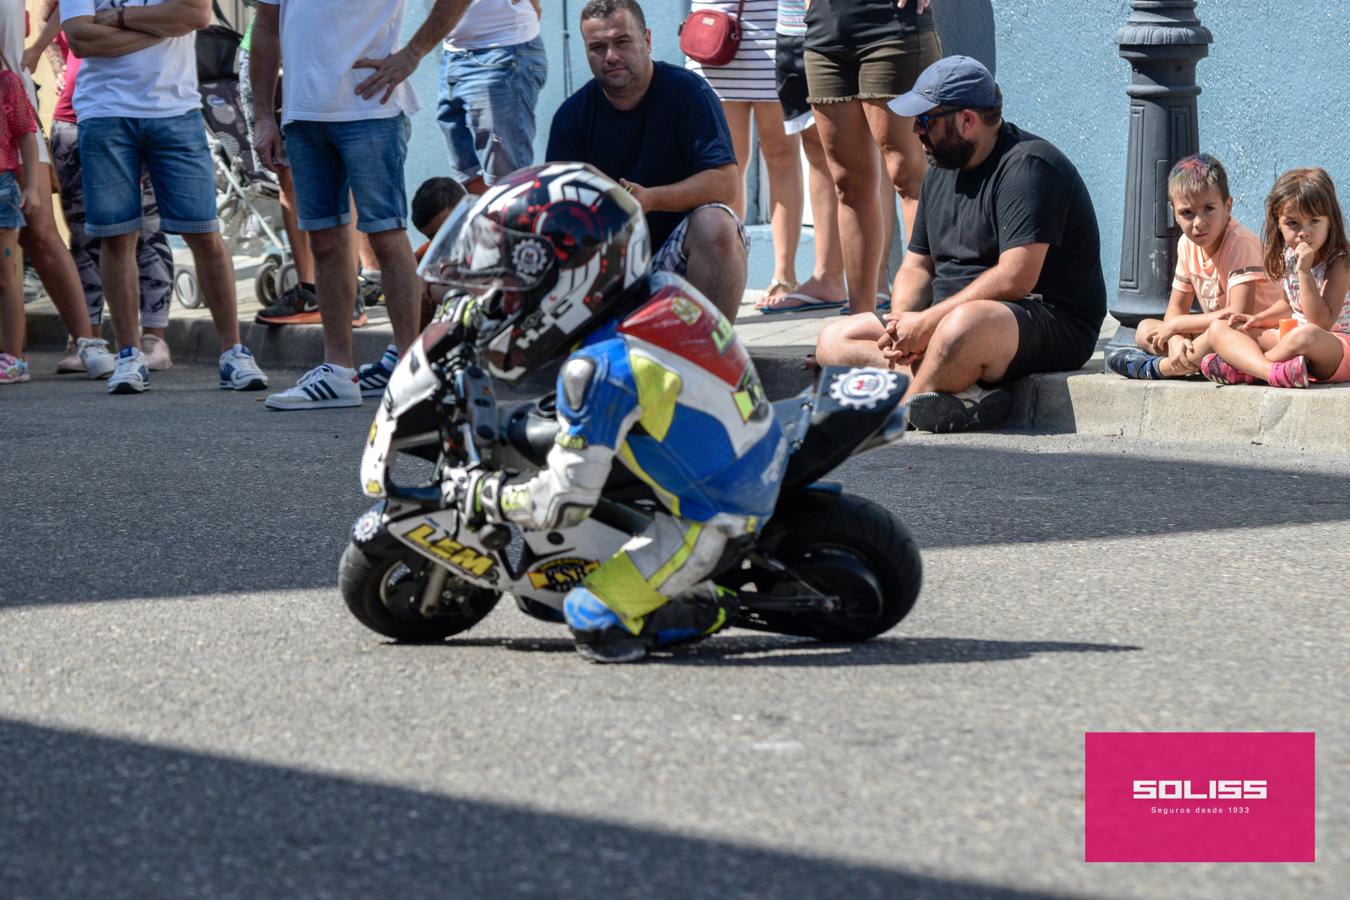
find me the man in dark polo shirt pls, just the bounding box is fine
[815,56,1106,432]
[546,0,748,321]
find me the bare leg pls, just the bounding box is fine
[814,313,891,368]
[19,164,94,341]
[365,229,420,354]
[813,100,882,313]
[864,101,926,257]
[0,228,22,357]
[277,166,314,285]
[99,232,141,351]
[179,232,242,351]
[1268,324,1346,378]
[309,225,357,367]
[721,100,752,221]
[904,301,1020,399]
[681,206,747,323]
[752,101,803,295]
[1207,320,1278,380]
[797,127,846,301]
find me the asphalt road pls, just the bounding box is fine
[2,354,1346,899]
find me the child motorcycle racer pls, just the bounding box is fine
[424,163,787,662]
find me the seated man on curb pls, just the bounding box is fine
[814,56,1106,433]
[545,0,748,322]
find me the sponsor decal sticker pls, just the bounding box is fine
[405,522,497,578]
[828,368,898,410]
[1084,732,1315,862]
[527,557,601,591]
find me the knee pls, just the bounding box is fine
[815,314,878,360]
[1205,318,1233,340]
[687,208,744,260]
[759,134,801,171]
[1285,324,1320,353]
[308,227,349,258]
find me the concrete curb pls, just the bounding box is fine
[26,308,1350,453]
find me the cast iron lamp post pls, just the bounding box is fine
[1108,1,1212,356]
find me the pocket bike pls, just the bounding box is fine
[342,322,922,646]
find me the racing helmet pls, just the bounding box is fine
[419,162,650,383]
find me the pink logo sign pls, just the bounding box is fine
[1084,732,1315,862]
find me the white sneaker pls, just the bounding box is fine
[264,364,361,410]
[218,344,268,391]
[78,337,116,380]
[140,334,173,371]
[107,347,149,394]
[57,338,84,373]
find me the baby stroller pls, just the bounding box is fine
[174,16,294,309]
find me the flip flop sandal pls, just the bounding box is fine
[837,293,893,315]
[757,291,848,315]
[754,278,799,311]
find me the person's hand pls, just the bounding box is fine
[1148,320,1177,352]
[898,0,933,13]
[618,178,656,212]
[881,309,935,367]
[1293,240,1317,273]
[20,184,42,217]
[252,118,288,173]
[1166,334,1196,372]
[353,47,419,104]
[1221,310,1257,332]
[20,46,41,74]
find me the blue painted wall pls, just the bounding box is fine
[403,0,1350,304]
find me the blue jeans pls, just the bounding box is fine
[437,36,547,185]
[282,115,410,233]
[0,171,24,230]
[78,111,217,237]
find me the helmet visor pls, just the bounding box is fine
[418,202,555,293]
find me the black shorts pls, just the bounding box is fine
[775,33,812,131]
[994,297,1101,384]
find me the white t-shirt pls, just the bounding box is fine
[60,0,200,120]
[0,0,48,160]
[443,0,540,52]
[257,0,418,125]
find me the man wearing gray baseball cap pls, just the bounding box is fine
[815,55,1107,433]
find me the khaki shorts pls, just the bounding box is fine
[805,31,943,105]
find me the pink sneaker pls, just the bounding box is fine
[1200,353,1257,385]
[0,352,30,384]
[1267,355,1309,388]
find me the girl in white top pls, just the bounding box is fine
[1205,167,1350,388]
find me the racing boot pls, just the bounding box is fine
[564,587,648,664]
[641,583,738,648]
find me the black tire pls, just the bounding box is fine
[734,495,921,642]
[339,542,500,642]
[254,256,281,308]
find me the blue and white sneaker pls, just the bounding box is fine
[219,344,269,391]
[264,363,361,411]
[1105,348,1164,380]
[357,344,399,398]
[107,346,150,394]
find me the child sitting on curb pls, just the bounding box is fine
[1107,154,1279,380]
[362,177,468,375]
[1202,168,1350,388]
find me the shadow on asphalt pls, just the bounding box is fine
[423,635,1140,668]
[5,360,1348,607]
[0,717,1079,899]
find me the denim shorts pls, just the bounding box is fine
[78,111,218,237]
[0,171,24,229]
[437,36,547,185]
[651,203,750,278]
[283,114,410,233]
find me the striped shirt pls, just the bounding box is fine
[685,0,781,102]
[777,0,807,36]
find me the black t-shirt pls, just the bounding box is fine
[546,62,737,250]
[804,0,935,55]
[909,122,1106,326]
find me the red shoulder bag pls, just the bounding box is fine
[679,0,746,67]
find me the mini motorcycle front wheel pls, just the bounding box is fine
[339,543,500,642]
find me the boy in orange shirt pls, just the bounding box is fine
[1107,154,1280,379]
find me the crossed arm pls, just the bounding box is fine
[65,0,212,58]
[619,164,738,215]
